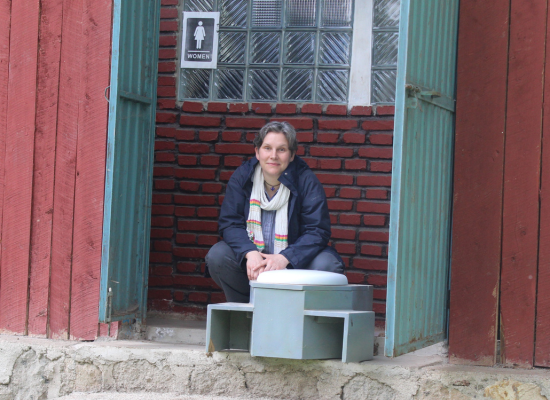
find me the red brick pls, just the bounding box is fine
[331,228,356,240]
[154,179,175,190]
[354,258,388,271]
[201,155,220,166]
[172,247,210,259]
[197,135,224,151]
[319,159,341,169]
[176,169,216,180]
[153,167,174,177]
[224,156,245,167]
[173,274,216,287]
[357,201,390,214]
[177,262,198,273]
[376,105,395,116]
[180,115,221,127]
[159,35,177,47]
[229,103,249,113]
[156,127,176,138]
[361,120,394,131]
[178,155,198,166]
[340,188,361,199]
[369,133,393,145]
[327,199,353,210]
[324,187,336,197]
[189,292,209,303]
[270,117,313,129]
[155,141,175,151]
[158,76,176,86]
[159,49,176,60]
[148,289,172,300]
[368,274,387,287]
[370,161,392,172]
[360,245,384,256]
[173,291,185,301]
[174,195,216,205]
[373,289,386,300]
[326,105,347,116]
[252,103,272,114]
[366,189,388,199]
[317,173,354,185]
[150,252,173,263]
[329,214,338,224]
[297,146,305,156]
[175,129,195,141]
[363,215,386,226]
[197,207,219,218]
[246,132,256,142]
[358,147,393,159]
[310,146,353,158]
[152,193,172,204]
[340,213,361,225]
[207,102,227,112]
[335,242,356,254]
[219,171,234,181]
[350,106,373,116]
[276,104,297,114]
[175,206,196,217]
[158,61,176,73]
[160,8,178,18]
[161,0,178,5]
[345,160,367,170]
[176,233,197,244]
[156,112,177,124]
[211,292,227,303]
[358,230,389,242]
[226,117,266,129]
[343,132,366,144]
[182,101,203,113]
[346,272,366,284]
[319,119,357,130]
[317,133,339,143]
[179,182,200,191]
[222,131,242,142]
[356,175,392,187]
[202,183,222,193]
[303,157,318,169]
[157,99,176,109]
[151,265,173,276]
[215,143,255,154]
[154,241,172,252]
[150,228,174,239]
[149,276,174,286]
[152,205,175,215]
[301,104,323,114]
[157,86,176,97]
[198,234,219,245]
[160,20,178,31]
[155,152,175,163]
[296,132,314,142]
[178,219,218,232]
[178,143,210,154]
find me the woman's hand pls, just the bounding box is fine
[261,253,289,271]
[245,251,267,280]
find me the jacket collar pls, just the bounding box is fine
[248,156,301,195]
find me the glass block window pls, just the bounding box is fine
[179,0,400,104]
[371,0,400,103]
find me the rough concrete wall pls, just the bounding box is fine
[1,336,550,400]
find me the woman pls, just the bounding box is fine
[206,121,344,303]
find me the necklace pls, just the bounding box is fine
[264,181,281,191]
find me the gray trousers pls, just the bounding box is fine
[206,241,345,303]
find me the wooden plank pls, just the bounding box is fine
[448,0,510,366]
[535,3,550,368]
[49,0,84,339]
[27,0,64,337]
[69,0,112,340]
[0,1,11,275]
[499,0,546,368]
[0,0,40,335]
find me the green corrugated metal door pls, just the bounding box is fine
[385,0,459,357]
[99,0,161,323]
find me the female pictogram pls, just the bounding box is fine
[194,21,206,49]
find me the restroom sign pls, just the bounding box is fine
[181,12,219,69]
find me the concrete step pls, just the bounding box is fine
[57,393,276,400]
[145,317,207,346]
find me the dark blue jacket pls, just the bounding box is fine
[218,155,343,269]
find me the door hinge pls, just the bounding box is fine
[405,83,456,113]
[107,287,113,336]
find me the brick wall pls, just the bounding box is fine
[150,0,394,324]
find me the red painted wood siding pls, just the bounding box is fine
[0,0,114,340]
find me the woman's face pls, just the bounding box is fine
[255,131,295,182]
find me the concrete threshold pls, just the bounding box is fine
[1,324,550,400]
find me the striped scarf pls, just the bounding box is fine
[246,164,290,254]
